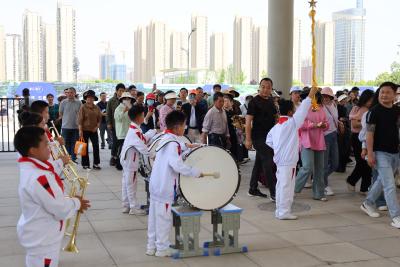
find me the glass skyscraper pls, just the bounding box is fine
[333,0,366,85]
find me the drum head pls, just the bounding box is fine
[179,146,240,210]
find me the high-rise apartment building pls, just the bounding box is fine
[333,0,366,85]
[5,34,24,81]
[146,21,170,83]
[251,25,267,82]
[0,26,5,81]
[233,16,253,83]
[57,1,76,82]
[23,10,43,82]
[191,15,208,69]
[99,42,115,80]
[210,32,228,72]
[134,26,147,82]
[315,21,334,85]
[170,31,187,69]
[43,24,58,81]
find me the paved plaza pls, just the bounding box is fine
[2,150,400,267]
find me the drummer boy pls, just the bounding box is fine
[146,110,203,257]
[266,86,318,220]
[120,105,157,215]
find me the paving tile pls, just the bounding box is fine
[90,217,146,233]
[330,259,400,267]
[247,247,322,267]
[184,253,258,267]
[299,242,380,263]
[238,232,293,251]
[277,229,340,246]
[323,224,398,242]
[352,237,400,257]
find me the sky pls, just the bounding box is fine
[1,0,399,80]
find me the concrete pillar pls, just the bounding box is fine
[268,0,294,97]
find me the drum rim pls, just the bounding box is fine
[178,144,241,211]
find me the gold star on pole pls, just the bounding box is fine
[309,0,317,8]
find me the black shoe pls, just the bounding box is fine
[101,145,105,149]
[72,159,78,164]
[269,195,276,202]
[110,157,116,166]
[247,189,268,198]
[108,145,112,150]
[83,166,91,170]
[93,164,101,170]
[116,164,123,171]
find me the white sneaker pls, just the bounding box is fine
[129,208,147,216]
[304,182,312,189]
[278,214,298,220]
[122,207,130,214]
[378,206,388,211]
[155,248,178,257]
[146,248,156,256]
[360,202,380,218]
[325,186,335,196]
[391,216,400,229]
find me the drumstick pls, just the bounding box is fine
[202,172,220,178]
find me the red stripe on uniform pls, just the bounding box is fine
[165,203,169,212]
[59,220,63,231]
[44,258,51,267]
[292,168,296,180]
[133,171,137,184]
[133,152,137,162]
[37,175,55,198]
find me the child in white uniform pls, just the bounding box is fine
[15,126,90,267]
[266,86,318,220]
[146,111,203,257]
[120,105,157,215]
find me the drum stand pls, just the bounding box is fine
[204,204,248,256]
[171,206,208,259]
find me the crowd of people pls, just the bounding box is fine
[12,78,400,264]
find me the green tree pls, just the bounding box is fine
[226,64,235,84]
[260,70,268,80]
[217,69,226,84]
[292,80,303,86]
[237,71,246,85]
[374,72,391,86]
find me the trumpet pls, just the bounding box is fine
[48,121,81,235]
[63,170,90,253]
[48,121,80,182]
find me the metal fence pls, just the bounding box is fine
[0,98,21,152]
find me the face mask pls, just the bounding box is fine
[123,99,132,108]
[147,100,155,106]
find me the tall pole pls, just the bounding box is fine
[187,28,196,83]
[309,0,319,111]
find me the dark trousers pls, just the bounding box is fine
[99,122,111,147]
[61,128,79,161]
[111,127,118,158]
[208,133,227,148]
[347,133,371,192]
[81,130,100,167]
[250,138,276,197]
[116,139,125,169]
[337,126,351,172]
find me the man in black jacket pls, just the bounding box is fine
[182,91,206,143]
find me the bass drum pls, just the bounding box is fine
[146,134,192,171]
[179,145,240,210]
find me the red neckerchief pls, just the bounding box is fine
[278,116,289,124]
[164,129,175,135]
[18,157,64,192]
[45,129,54,142]
[130,124,146,142]
[164,130,181,155]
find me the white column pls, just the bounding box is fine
[268,0,294,97]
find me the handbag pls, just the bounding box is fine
[74,137,87,157]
